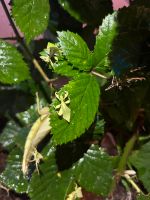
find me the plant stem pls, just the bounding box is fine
[123,174,141,193]
[110,133,138,195]
[117,134,138,175]
[0,0,21,40]
[139,135,150,141]
[32,59,50,83]
[0,183,9,194]
[91,70,107,79]
[1,0,50,83]
[0,37,20,41]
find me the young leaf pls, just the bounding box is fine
[54,61,80,77]
[51,74,100,144]
[12,0,50,42]
[0,40,30,84]
[57,31,92,71]
[75,145,114,196]
[129,141,150,192]
[40,42,61,66]
[29,148,75,200]
[93,13,117,72]
[0,148,28,193]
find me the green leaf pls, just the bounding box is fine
[102,82,148,131]
[58,0,81,22]
[93,13,117,72]
[14,104,43,150]
[0,122,30,152]
[57,31,92,71]
[75,145,114,196]
[94,119,105,135]
[12,0,50,42]
[110,2,150,75]
[54,61,80,77]
[129,141,150,192]
[0,40,30,84]
[0,121,21,150]
[58,0,113,25]
[136,194,150,200]
[0,84,34,115]
[51,74,100,144]
[16,104,38,125]
[0,105,38,150]
[93,119,105,139]
[29,148,75,200]
[14,127,30,151]
[0,148,28,193]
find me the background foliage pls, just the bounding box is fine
[0,0,150,200]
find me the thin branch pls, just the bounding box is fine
[139,135,150,141]
[117,134,138,175]
[123,174,141,194]
[126,77,146,83]
[91,70,107,79]
[0,37,20,41]
[1,0,50,83]
[110,133,138,195]
[0,183,9,195]
[0,0,21,40]
[32,59,50,83]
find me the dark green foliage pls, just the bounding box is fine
[137,194,150,200]
[129,141,150,192]
[110,0,150,75]
[0,1,150,199]
[93,13,117,72]
[0,40,30,84]
[75,145,114,196]
[0,104,38,150]
[29,148,75,200]
[58,0,113,25]
[0,121,21,150]
[51,74,100,144]
[0,148,28,193]
[0,87,34,116]
[12,0,50,42]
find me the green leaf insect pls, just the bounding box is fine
[55,91,71,122]
[40,42,60,67]
[66,184,83,200]
[22,93,51,175]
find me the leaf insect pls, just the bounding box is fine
[40,42,60,68]
[22,93,51,175]
[66,184,83,200]
[55,91,71,122]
